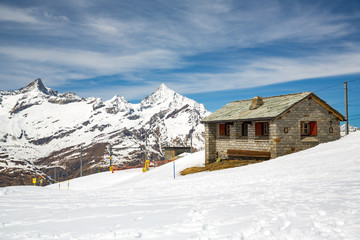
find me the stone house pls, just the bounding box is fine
[201,92,345,165]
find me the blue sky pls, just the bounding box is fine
[0,0,360,126]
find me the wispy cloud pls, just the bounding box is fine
[0,5,38,23]
[0,47,180,71]
[0,46,183,89]
[63,49,360,101]
[0,0,359,99]
[43,11,70,23]
[168,51,360,95]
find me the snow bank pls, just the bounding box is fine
[47,151,205,191]
[47,168,143,191]
[0,133,359,239]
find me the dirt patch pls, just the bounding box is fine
[180,159,264,176]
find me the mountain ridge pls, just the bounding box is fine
[0,79,210,186]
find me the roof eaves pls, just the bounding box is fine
[201,116,276,124]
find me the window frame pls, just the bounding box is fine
[301,121,317,136]
[255,122,269,137]
[219,122,232,137]
[242,122,249,136]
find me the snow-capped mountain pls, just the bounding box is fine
[0,79,210,186]
[340,124,359,132]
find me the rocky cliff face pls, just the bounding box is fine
[0,79,210,186]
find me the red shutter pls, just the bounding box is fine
[255,123,262,136]
[310,122,317,136]
[219,124,225,135]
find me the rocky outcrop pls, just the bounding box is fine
[10,100,41,114]
[19,78,57,96]
[48,92,84,104]
[105,95,133,114]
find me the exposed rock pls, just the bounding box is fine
[92,99,105,110]
[36,143,109,181]
[29,129,77,145]
[48,92,84,104]
[89,124,111,132]
[166,104,189,119]
[105,95,133,114]
[10,100,41,114]
[82,120,90,126]
[128,114,141,120]
[19,78,57,96]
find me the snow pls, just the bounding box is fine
[0,81,209,174]
[1,133,360,239]
[341,124,359,136]
[47,168,143,191]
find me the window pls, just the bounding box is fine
[301,122,309,135]
[301,121,317,136]
[242,122,249,136]
[219,123,232,136]
[255,122,269,136]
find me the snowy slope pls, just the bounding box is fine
[0,132,359,239]
[0,79,210,186]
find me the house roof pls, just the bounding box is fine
[201,92,345,123]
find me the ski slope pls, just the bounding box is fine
[1,133,360,239]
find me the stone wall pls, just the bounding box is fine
[272,97,341,158]
[203,96,341,164]
[204,123,217,165]
[215,121,272,158]
[204,121,273,164]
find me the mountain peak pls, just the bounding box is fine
[151,83,177,98]
[21,78,45,90]
[19,78,56,96]
[158,83,170,89]
[109,95,127,103]
[155,83,175,94]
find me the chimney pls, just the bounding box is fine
[249,96,264,110]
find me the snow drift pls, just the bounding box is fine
[0,132,359,239]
